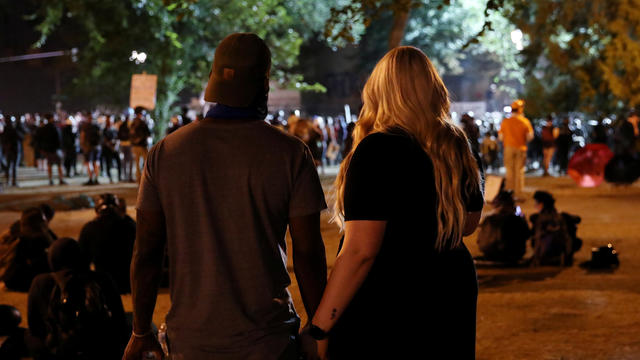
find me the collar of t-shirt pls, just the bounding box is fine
[205,103,265,122]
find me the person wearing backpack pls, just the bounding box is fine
[117,117,134,182]
[129,108,151,183]
[79,112,102,185]
[27,237,129,360]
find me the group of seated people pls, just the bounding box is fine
[0,196,136,359]
[476,190,582,266]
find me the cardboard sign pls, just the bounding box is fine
[130,74,158,110]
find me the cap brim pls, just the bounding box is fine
[204,75,259,108]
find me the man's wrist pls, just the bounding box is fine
[132,328,153,338]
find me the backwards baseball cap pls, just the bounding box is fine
[204,33,271,107]
[511,99,525,112]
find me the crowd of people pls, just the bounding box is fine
[3,98,637,191]
[0,196,135,359]
[0,108,155,187]
[457,102,640,196]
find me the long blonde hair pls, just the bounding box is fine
[334,46,481,251]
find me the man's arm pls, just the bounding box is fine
[123,209,166,360]
[130,209,166,334]
[289,212,327,319]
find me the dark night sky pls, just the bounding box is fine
[0,0,81,114]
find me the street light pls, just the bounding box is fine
[511,29,524,51]
[129,50,147,64]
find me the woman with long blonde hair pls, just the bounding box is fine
[303,47,484,359]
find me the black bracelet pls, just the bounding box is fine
[309,324,329,340]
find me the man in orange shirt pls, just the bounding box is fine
[499,100,534,196]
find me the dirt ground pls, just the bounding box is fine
[1,175,640,359]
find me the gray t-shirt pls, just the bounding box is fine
[137,118,327,358]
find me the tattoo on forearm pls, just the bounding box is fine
[331,308,337,320]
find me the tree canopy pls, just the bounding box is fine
[327,0,640,117]
[504,0,640,116]
[28,0,331,134]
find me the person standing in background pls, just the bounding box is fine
[79,112,102,185]
[61,117,77,178]
[460,113,480,154]
[499,100,534,197]
[1,116,23,187]
[555,117,573,175]
[101,116,120,183]
[541,115,559,176]
[117,116,134,182]
[34,113,66,186]
[22,115,36,168]
[129,108,151,183]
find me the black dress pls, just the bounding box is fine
[329,131,484,359]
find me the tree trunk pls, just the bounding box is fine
[388,1,411,49]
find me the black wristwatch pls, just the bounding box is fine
[309,324,329,340]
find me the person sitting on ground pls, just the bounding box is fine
[27,238,129,360]
[0,305,28,360]
[476,190,531,264]
[1,207,53,292]
[78,194,136,294]
[530,191,574,266]
[9,204,57,242]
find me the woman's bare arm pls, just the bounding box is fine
[311,220,386,333]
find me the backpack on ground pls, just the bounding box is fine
[45,273,116,359]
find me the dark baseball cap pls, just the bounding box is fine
[204,33,271,107]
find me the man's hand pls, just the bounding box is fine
[122,333,164,360]
[299,326,328,360]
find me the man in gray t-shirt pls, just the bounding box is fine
[124,33,327,360]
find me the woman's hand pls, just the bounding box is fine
[122,333,164,360]
[299,325,328,360]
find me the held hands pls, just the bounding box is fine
[299,325,328,360]
[122,332,164,360]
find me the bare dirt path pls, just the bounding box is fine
[1,176,639,359]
